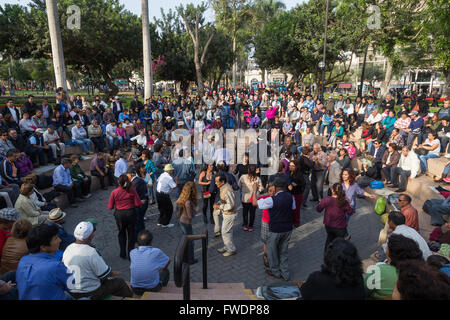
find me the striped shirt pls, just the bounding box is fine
[130,246,169,289]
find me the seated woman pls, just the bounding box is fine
[356,158,378,188]
[328,121,344,148]
[0,219,32,274]
[14,184,49,226]
[364,234,423,300]
[336,148,352,170]
[417,131,441,173]
[15,154,34,179]
[22,175,58,212]
[299,238,365,300]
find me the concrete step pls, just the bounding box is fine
[141,292,253,301]
[165,281,246,291]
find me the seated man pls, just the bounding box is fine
[69,155,92,199]
[53,158,82,208]
[87,120,106,152]
[63,221,133,300]
[43,125,65,162]
[90,152,112,190]
[398,194,419,231]
[130,230,171,296]
[46,208,75,252]
[105,121,119,154]
[0,208,20,301]
[71,120,92,156]
[25,129,54,166]
[16,224,73,300]
[389,146,421,193]
[0,149,22,186]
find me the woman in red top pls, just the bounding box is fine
[316,183,354,252]
[108,174,142,260]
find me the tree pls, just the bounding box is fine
[142,0,153,99]
[211,0,253,87]
[0,4,33,59]
[254,0,366,89]
[154,8,196,93]
[419,0,450,97]
[27,0,144,98]
[178,2,216,96]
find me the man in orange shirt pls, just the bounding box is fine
[398,194,419,231]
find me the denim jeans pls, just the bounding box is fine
[267,231,292,281]
[74,138,91,154]
[135,199,149,238]
[311,170,325,200]
[320,123,330,136]
[419,153,439,172]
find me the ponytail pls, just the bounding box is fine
[118,174,131,193]
[331,183,348,208]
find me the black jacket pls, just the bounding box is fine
[369,145,387,163]
[1,107,20,123]
[132,176,149,201]
[24,102,39,116]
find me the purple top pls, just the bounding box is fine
[316,196,354,229]
[116,127,126,137]
[342,182,366,209]
[90,157,106,171]
[16,156,33,177]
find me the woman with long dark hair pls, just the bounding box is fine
[288,160,306,228]
[300,238,365,300]
[238,165,263,232]
[108,174,142,259]
[198,164,216,224]
[176,181,198,264]
[316,183,354,250]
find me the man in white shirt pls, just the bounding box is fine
[63,221,132,300]
[105,121,119,154]
[43,125,65,160]
[380,211,432,261]
[71,120,91,155]
[155,164,177,228]
[114,152,128,179]
[367,109,383,125]
[389,146,421,192]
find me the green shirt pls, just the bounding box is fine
[363,263,398,299]
[70,164,86,181]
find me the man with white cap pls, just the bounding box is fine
[25,128,54,166]
[43,125,65,161]
[155,164,177,228]
[63,221,133,300]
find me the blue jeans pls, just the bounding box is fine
[320,123,330,135]
[419,153,439,172]
[135,200,149,238]
[74,139,91,154]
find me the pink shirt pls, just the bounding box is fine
[253,194,271,223]
[265,107,277,119]
[116,127,126,137]
[347,146,356,159]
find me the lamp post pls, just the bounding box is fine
[320,0,329,100]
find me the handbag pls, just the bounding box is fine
[415,148,429,156]
[202,191,211,199]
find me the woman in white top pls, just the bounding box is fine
[355,97,368,128]
[237,165,263,232]
[417,131,441,173]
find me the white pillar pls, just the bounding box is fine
[142,0,153,100]
[46,0,67,92]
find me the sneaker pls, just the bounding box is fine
[248,227,254,232]
[444,177,450,183]
[161,224,174,228]
[214,232,221,238]
[217,248,227,254]
[85,194,92,199]
[223,251,236,257]
[243,225,248,231]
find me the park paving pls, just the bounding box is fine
[64,184,382,290]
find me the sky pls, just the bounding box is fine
[0,0,304,22]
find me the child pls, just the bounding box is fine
[347,141,357,160]
[116,122,127,149]
[128,142,141,164]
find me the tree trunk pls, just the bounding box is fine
[45,0,67,92]
[443,67,450,98]
[142,0,153,100]
[261,68,266,84]
[103,72,119,99]
[380,59,394,98]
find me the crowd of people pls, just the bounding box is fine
[0,87,449,300]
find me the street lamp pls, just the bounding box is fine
[319,61,325,98]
